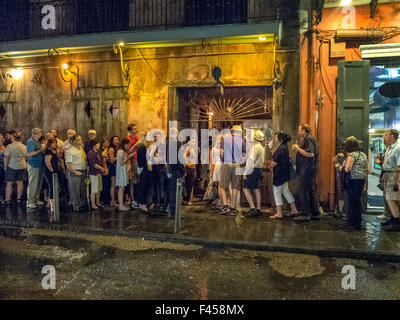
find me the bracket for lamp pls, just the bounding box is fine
[113,43,131,82]
[48,48,80,84]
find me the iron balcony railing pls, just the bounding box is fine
[0,0,296,42]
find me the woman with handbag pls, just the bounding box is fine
[269,131,298,219]
[341,137,368,230]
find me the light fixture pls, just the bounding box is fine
[10,68,23,80]
[341,0,352,6]
[62,63,69,70]
[369,128,376,134]
[113,42,130,82]
[258,35,267,41]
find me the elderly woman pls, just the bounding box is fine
[341,137,368,230]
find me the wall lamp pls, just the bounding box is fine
[113,42,131,82]
[0,68,24,86]
[48,48,80,84]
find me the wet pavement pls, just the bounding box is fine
[0,226,400,300]
[0,200,399,261]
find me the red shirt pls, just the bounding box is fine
[127,134,139,162]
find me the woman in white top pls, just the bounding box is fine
[210,135,224,208]
[116,138,133,211]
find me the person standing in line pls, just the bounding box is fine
[64,129,76,153]
[4,131,27,207]
[165,127,185,219]
[137,132,152,213]
[149,135,168,211]
[65,135,88,212]
[4,130,16,147]
[340,137,368,230]
[210,135,224,209]
[26,128,46,210]
[44,138,62,212]
[269,131,299,219]
[108,136,119,207]
[243,130,266,218]
[50,129,64,151]
[127,124,140,210]
[380,129,400,232]
[291,124,320,222]
[0,134,6,204]
[100,138,111,205]
[116,138,133,212]
[87,141,106,210]
[219,126,246,216]
[84,130,97,154]
[183,137,197,206]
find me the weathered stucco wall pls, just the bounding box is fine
[0,41,299,142]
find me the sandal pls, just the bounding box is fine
[270,214,283,219]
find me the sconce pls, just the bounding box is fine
[113,42,131,81]
[48,48,80,84]
[0,68,24,86]
[60,62,80,83]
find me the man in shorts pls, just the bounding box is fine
[127,123,140,209]
[4,131,27,206]
[219,125,246,216]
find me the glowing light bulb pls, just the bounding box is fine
[119,42,125,47]
[62,63,69,70]
[10,69,23,79]
[259,35,267,41]
[341,0,352,6]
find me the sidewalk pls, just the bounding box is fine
[0,200,399,261]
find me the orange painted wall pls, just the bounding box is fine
[300,2,400,209]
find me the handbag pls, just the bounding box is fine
[203,181,217,201]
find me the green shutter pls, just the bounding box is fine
[337,60,370,154]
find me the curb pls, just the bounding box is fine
[1,218,400,262]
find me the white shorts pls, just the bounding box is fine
[90,174,103,194]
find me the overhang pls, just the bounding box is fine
[0,22,282,60]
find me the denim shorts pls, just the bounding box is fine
[5,167,27,182]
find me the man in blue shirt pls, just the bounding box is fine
[381,129,400,231]
[26,128,45,209]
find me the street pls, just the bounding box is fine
[0,227,399,300]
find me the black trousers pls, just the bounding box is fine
[138,169,151,206]
[184,167,196,202]
[299,168,319,217]
[344,179,365,228]
[152,170,167,207]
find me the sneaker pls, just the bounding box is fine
[255,209,263,217]
[383,222,400,232]
[377,214,389,220]
[230,208,239,216]
[244,208,256,217]
[293,215,311,222]
[381,217,394,227]
[219,205,230,216]
[131,201,139,210]
[119,206,131,212]
[36,201,45,207]
[27,203,38,209]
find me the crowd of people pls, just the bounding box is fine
[0,122,399,232]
